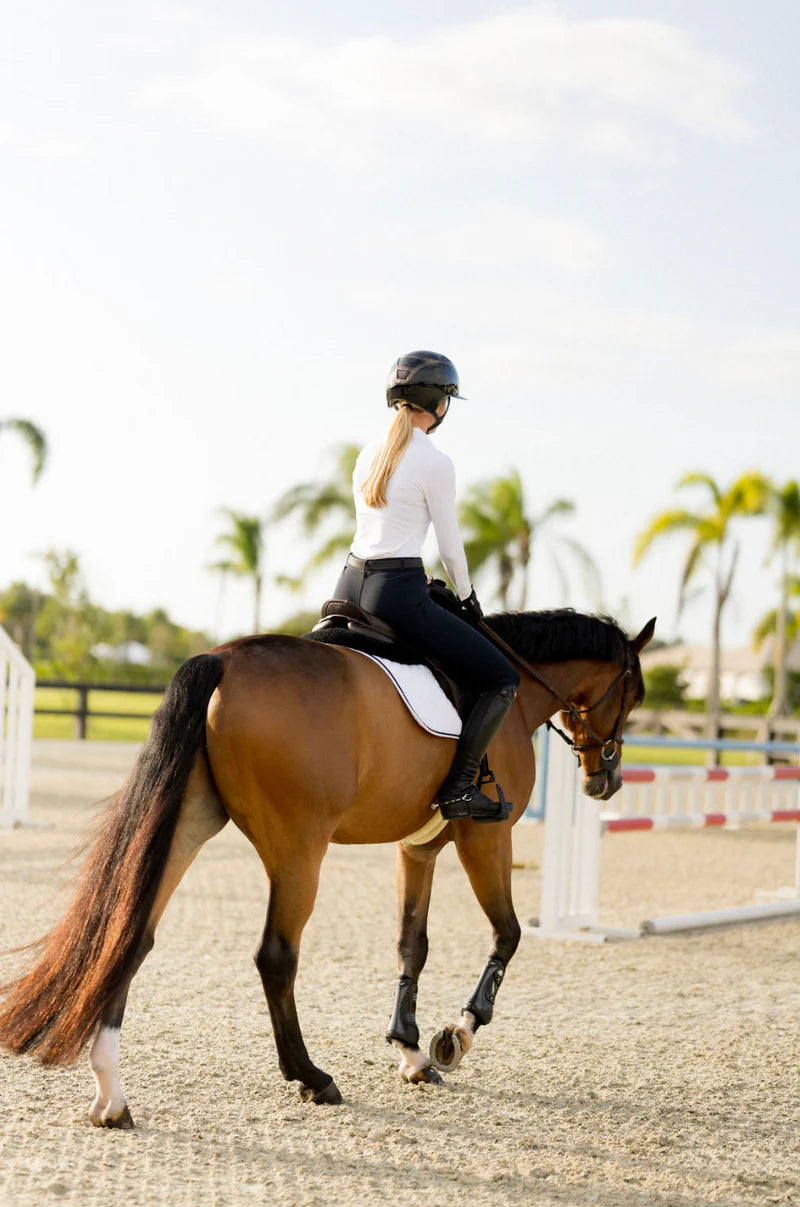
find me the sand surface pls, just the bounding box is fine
[1,740,799,1207]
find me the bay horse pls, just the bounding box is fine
[0,608,654,1127]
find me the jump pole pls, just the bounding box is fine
[641,900,800,935]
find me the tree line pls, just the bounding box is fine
[3,420,799,727]
[213,450,800,730]
[0,553,212,681]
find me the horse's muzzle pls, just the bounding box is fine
[582,766,622,802]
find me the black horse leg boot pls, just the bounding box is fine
[438,684,517,822]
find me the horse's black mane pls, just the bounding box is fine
[486,608,628,665]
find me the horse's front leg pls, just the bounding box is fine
[429,821,520,1073]
[387,841,443,1085]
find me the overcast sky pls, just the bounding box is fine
[2,0,798,648]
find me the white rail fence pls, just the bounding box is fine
[527,729,800,941]
[0,626,35,828]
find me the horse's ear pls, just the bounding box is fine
[630,617,656,653]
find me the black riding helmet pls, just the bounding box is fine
[386,350,466,431]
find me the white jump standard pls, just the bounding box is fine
[0,626,35,830]
[526,729,800,940]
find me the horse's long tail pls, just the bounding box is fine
[0,652,225,1066]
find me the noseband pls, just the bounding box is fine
[478,622,635,770]
[556,657,633,770]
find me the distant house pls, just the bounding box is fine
[91,641,152,667]
[639,643,800,703]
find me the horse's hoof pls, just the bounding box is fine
[429,1024,471,1073]
[90,1103,135,1130]
[299,1079,342,1105]
[405,1063,443,1086]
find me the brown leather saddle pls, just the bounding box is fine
[313,599,400,648]
[310,599,469,717]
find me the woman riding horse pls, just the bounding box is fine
[0,344,656,1120]
[332,350,520,822]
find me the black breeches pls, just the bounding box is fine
[332,562,520,692]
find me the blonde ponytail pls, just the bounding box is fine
[361,406,416,508]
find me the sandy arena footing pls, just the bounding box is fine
[1,740,799,1207]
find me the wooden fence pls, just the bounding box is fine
[628,709,800,760]
[36,680,168,740]
[33,682,800,750]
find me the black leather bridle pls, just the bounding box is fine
[478,621,635,771]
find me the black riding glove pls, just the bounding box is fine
[461,588,483,627]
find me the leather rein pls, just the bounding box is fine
[478,620,634,769]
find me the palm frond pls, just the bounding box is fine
[273,445,358,525]
[632,510,702,565]
[770,480,800,552]
[678,537,706,603]
[2,418,48,483]
[462,539,504,577]
[537,498,575,524]
[206,559,237,576]
[274,573,304,594]
[272,483,317,523]
[306,530,354,570]
[335,443,360,479]
[211,510,264,576]
[752,609,777,652]
[726,471,772,516]
[677,471,722,505]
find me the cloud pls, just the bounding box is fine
[347,258,800,405]
[409,203,610,274]
[0,126,84,159]
[140,8,754,166]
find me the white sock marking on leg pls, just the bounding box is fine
[459,1010,477,1036]
[89,1026,126,1116]
[390,1038,430,1077]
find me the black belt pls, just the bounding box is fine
[346,554,424,573]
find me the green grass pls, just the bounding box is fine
[34,686,162,742]
[30,687,785,763]
[627,744,762,767]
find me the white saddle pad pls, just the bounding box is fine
[354,651,462,738]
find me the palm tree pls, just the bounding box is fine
[208,510,265,633]
[633,471,769,744]
[458,470,600,610]
[759,480,800,716]
[753,576,800,701]
[272,444,358,578]
[0,418,48,483]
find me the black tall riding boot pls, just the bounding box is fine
[438,684,517,822]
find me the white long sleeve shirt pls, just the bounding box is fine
[350,427,472,600]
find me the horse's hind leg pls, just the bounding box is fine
[254,850,341,1105]
[88,757,228,1128]
[387,841,442,1085]
[88,940,152,1128]
[429,822,520,1073]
